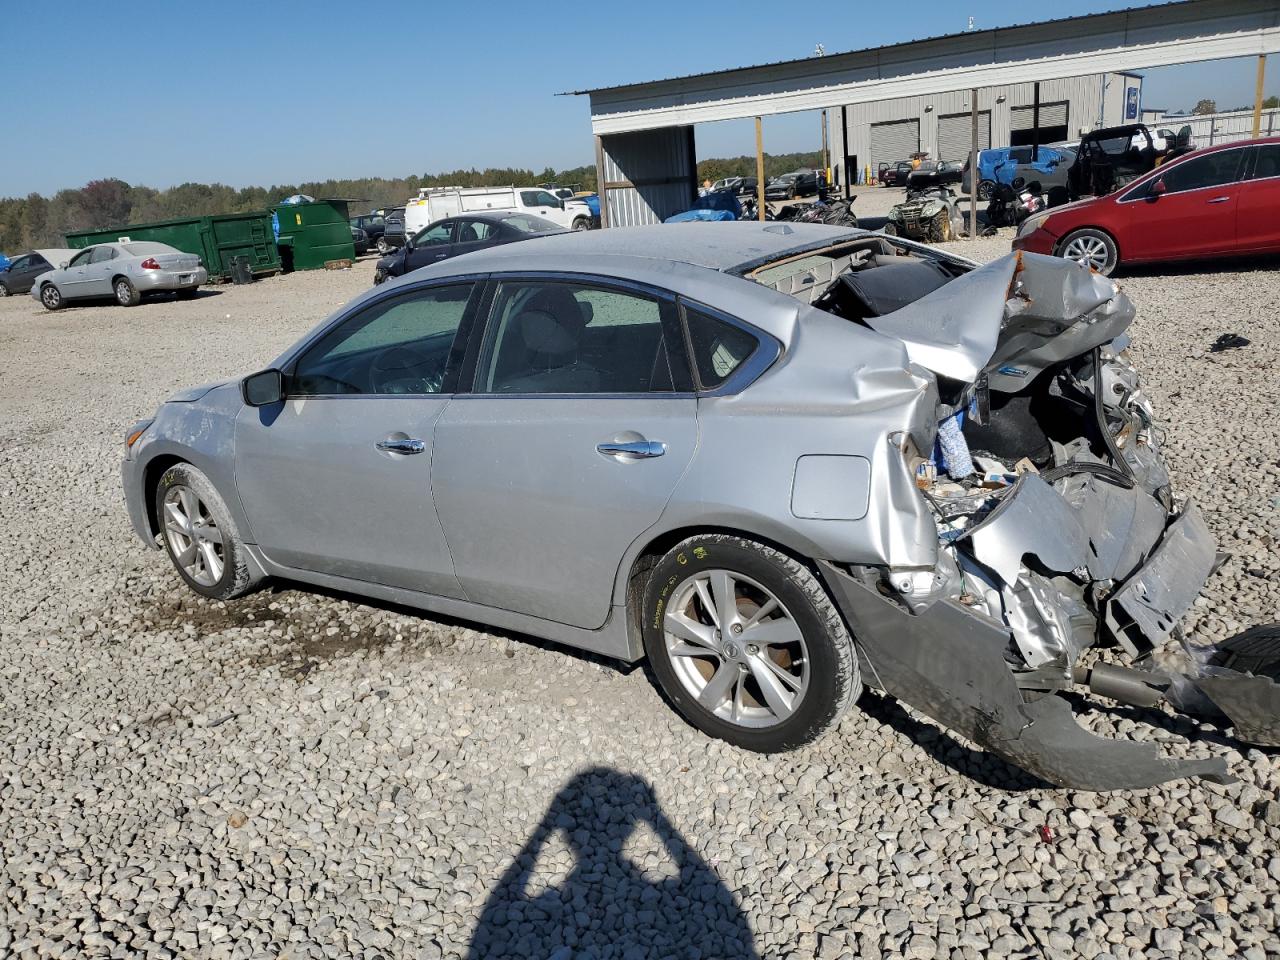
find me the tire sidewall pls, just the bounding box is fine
[153,463,249,600]
[0,282,10,297]
[641,535,853,752]
[41,284,62,310]
[115,278,139,306]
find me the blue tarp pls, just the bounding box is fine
[978,146,1071,187]
[578,194,600,217]
[664,209,736,223]
[0,254,10,271]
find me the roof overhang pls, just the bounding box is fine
[571,0,1280,135]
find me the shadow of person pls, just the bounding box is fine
[466,767,759,960]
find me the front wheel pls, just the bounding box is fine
[154,463,261,600]
[40,283,63,310]
[1058,228,1118,276]
[376,237,390,255]
[0,281,10,297]
[977,180,995,201]
[115,277,141,307]
[881,221,899,236]
[572,217,590,232]
[641,534,861,753]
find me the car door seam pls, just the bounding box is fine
[426,397,472,603]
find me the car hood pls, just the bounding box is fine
[167,378,234,403]
[863,251,1132,391]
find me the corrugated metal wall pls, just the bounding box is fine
[1149,108,1280,145]
[599,126,696,227]
[832,73,1141,185]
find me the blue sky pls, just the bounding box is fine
[2,0,1274,197]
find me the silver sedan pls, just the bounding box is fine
[33,241,206,310]
[119,224,1278,789]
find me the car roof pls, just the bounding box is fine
[410,222,869,274]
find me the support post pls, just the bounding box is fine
[593,135,609,229]
[820,108,829,187]
[755,116,766,221]
[840,104,851,198]
[1254,54,1267,139]
[969,89,978,241]
[1031,81,1040,161]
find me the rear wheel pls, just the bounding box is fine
[641,534,860,753]
[115,277,141,307]
[977,179,995,201]
[154,463,260,601]
[572,217,590,232]
[1058,228,1118,276]
[0,281,10,297]
[40,283,63,310]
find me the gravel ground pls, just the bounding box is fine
[1,238,1278,960]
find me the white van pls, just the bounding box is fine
[405,186,592,237]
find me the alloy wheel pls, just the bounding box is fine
[116,281,132,305]
[662,569,809,728]
[163,485,224,586]
[1062,235,1110,271]
[41,285,61,309]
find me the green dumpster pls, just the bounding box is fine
[65,211,280,281]
[273,199,357,271]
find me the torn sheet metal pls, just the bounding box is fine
[1195,673,1280,747]
[1107,503,1216,656]
[1059,471,1169,583]
[819,562,1230,790]
[962,473,1087,586]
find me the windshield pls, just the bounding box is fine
[502,215,561,234]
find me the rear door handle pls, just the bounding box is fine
[596,440,666,460]
[1207,196,1232,204]
[376,437,426,455]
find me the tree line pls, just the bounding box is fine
[0,151,822,253]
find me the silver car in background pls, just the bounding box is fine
[33,241,206,310]
[119,224,1279,790]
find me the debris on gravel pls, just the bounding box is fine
[1,241,1278,959]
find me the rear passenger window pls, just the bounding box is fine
[683,306,759,390]
[1249,145,1280,180]
[476,281,685,394]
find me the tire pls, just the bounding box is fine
[39,283,63,311]
[977,180,995,201]
[114,277,141,307]
[881,221,899,236]
[373,269,387,285]
[176,287,199,300]
[1057,228,1118,276]
[572,217,590,232]
[376,237,390,255]
[0,281,10,297]
[154,462,260,601]
[641,534,860,753]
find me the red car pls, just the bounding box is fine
[1012,137,1280,275]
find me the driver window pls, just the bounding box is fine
[291,284,474,396]
[69,249,94,267]
[416,222,453,246]
[1158,150,1244,194]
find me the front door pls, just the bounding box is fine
[234,281,479,596]
[1123,147,1247,261]
[61,247,98,298]
[403,219,456,273]
[1237,143,1280,254]
[432,277,698,629]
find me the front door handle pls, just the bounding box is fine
[1206,196,1232,204]
[376,437,426,455]
[597,439,666,460]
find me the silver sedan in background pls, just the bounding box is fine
[33,241,206,310]
[119,224,1279,790]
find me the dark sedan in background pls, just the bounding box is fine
[764,170,819,200]
[373,212,563,284]
[0,250,68,296]
[351,214,388,253]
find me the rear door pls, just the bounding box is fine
[451,218,501,259]
[431,275,698,629]
[1120,147,1247,261]
[1236,143,1280,254]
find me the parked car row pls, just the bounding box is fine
[11,241,207,310]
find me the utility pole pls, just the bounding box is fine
[969,90,978,242]
[755,116,766,221]
[1254,54,1268,138]
[820,109,829,187]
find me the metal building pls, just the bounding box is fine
[834,73,1143,183]
[568,0,1280,227]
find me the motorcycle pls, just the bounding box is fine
[985,177,1045,231]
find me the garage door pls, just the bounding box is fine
[937,112,991,162]
[870,119,919,170]
[1010,102,1069,146]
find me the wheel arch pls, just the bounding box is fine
[141,453,192,539]
[618,523,828,660]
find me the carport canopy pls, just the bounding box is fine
[568,0,1279,226]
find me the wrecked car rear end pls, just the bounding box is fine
[752,241,1280,789]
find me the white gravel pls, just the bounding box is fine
[1,241,1278,960]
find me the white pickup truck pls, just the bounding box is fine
[405,186,593,237]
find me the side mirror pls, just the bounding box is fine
[242,368,285,406]
[59,261,69,269]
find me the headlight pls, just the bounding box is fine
[1017,212,1052,238]
[922,200,943,216]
